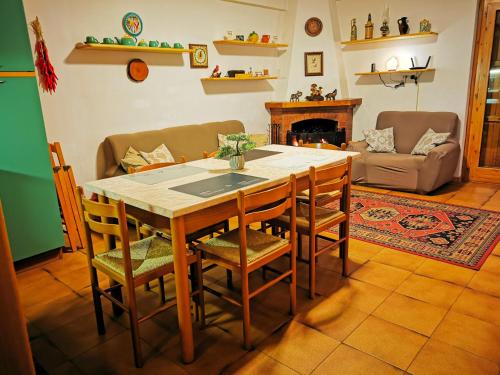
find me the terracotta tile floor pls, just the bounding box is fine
[17,182,500,374]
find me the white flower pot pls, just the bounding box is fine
[229,155,245,170]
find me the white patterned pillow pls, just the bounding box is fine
[139,144,175,164]
[121,147,149,172]
[218,133,268,148]
[411,128,450,155]
[362,127,396,153]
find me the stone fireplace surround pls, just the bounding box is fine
[265,99,362,145]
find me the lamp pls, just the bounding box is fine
[385,56,399,71]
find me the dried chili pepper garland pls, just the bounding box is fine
[30,17,58,94]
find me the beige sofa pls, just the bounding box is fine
[97,120,245,179]
[348,111,460,194]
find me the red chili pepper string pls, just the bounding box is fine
[30,17,58,94]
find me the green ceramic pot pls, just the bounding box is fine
[149,40,159,47]
[115,36,136,45]
[102,37,115,44]
[229,155,245,170]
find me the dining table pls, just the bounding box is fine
[84,144,358,363]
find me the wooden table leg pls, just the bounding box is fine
[171,216,194,363]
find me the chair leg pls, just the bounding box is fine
[144,282,151,291]
[224,219,230,232]
[340,222,349,277]
[158,277,166,304]
[196,252,206,328]
[90,268,105,335]
[189,262,200,322]
[126,283,143,368]
[315,236,319,263]
[241,271,252,350]
[226,269,233,289]
[290,240,297,315]
[309,234,316,299]
[109,279,124,317]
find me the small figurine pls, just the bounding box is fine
[365,13,374,39]
[305,84,324,101]
[419,19,431,33]
[211,65,222,78]
[350,19,357,41]
[247,31,259,42]
[290,90,302,102]
[325,89,337,100]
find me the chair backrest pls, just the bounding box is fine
[127,158,185,174]
[48,141,66,168]
[376,111,459,154]
[299,140,347,151]
[76,188,134,279]
[309,156,352,216]
[236,175,297,269]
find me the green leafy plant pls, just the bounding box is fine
[216,133,256,158]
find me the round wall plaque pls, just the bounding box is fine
[305,17,323,37]
[127,59,148,82]
[122,12,143,37]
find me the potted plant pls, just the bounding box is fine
[216,133,256,170]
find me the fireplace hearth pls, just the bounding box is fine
[285,118,345,146]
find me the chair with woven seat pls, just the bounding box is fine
[77,188,204,368]
[272,157,352,299]
[197,175,297,349]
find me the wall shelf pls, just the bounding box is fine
[341,32,438,46]
[75,43,193,54]
[355,68,435,76]
[201,75,277,81]
[213,40,288,48]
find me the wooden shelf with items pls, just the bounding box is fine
[355,68,435,76]
[201,75,277,81]
[213,40,288,48]
[75,43,193,54]
[341,32,438,46]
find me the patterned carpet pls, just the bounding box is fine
[327,191,500,269]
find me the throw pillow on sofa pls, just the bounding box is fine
[120,146,148,172]
[139,144,175,164]
[411,128,450,155]
[218,133,268,148]
[362,127,396,153]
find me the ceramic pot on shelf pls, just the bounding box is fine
[398,17,410,34]
[229,155,245,170]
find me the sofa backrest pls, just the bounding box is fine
[376,111,459,154]
[97,120,245,179]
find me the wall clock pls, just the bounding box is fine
[304,51,323,76]
[122,12,143,37]
[305,17,323,37]
[189,44,208,68]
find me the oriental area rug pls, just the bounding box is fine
[327,191,500,269]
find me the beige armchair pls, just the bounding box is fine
[348,111,460,194]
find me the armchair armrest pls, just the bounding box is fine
[347,140,368,153]
[418,142,460,193]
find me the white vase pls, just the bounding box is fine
[229,155,245,170]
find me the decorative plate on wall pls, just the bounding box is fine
[122,12,143,37]
[127,59,148,82]
[189,44,208,68]
[305,17,323,37]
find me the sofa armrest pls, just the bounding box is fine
[347,140,368,153]
[418,142,460,193]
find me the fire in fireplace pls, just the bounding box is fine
[286,119,345,146]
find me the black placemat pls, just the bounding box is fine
[170,173,268,198]
[221,149,282,162]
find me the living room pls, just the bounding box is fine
[0,0,498,374]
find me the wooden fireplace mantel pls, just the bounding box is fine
[265,98,362,110]
[265,98,362,144]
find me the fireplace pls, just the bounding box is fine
[285,118,346,146]
[265,99,362,145]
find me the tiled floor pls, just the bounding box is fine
[17,182,500,374]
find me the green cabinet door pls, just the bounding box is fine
[0,77,63,261]
[0,0,34,71]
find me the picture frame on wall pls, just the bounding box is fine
[189,44,208,68]
[304,51,323,76]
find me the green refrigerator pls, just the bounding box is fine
[0,0,64,261]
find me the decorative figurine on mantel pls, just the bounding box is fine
[305,83,324,101]
[325,89,337,100]
[211,65,222,78]
[350,19,357,41]
[365,13,374,39]
[290,90,302,102]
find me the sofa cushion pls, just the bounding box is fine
[376,111,459,154]
[139,144,175,164]
[411,128,450,155]
[218,133,269,148]
[363,127,396,153]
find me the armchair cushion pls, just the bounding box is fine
[411,128,450,155]
[362,128,396,153]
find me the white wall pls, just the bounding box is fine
[22,0,291,183]
[334,0,477,175]
[23,0,477,181]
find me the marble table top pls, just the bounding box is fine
[85,145,358,218]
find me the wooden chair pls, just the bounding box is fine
[76,188,204,368]
[203,150,218,159]
[298,139,347,150]
[197,175,297,349]
[127,157,186,174]
[272,157,352,299]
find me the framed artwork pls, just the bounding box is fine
[304,51,323,76]
[189,44,208,68]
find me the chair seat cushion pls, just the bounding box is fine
[276,202,345,231]
[94,236,174,277]
[197,228,288,266]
